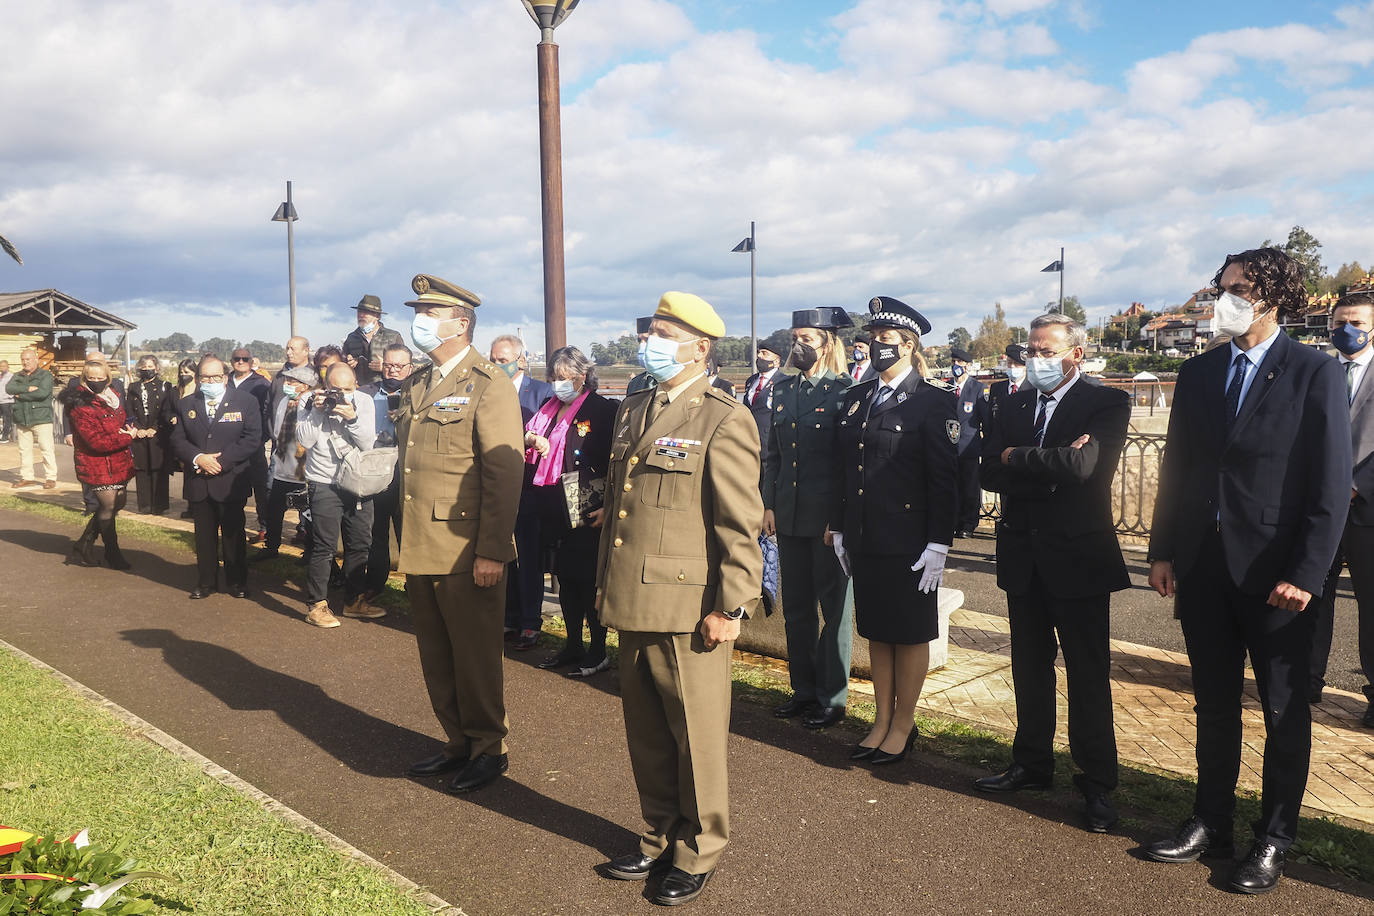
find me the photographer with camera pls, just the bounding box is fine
[295,362,377,628]
[253,364,320,562]
[358,342,413,606]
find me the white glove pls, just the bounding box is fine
[832,531,851,577]
[911,542,949,594]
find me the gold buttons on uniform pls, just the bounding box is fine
[904,503,911,509]
[857,465,863,472]
[667,460,675,468]
[618,509,627,519]
[613,537,623,547]
[857,488,864,495]
[858,442,864,450]
[677,572,686,581]
[630,456,639,465]
[624,482,632,492]
[407,441,414,447]
[404,468,410,474]
[404,494,413,501]
[459,510,467,517]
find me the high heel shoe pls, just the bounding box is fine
[869,726,919,766]
[849,742,880,761]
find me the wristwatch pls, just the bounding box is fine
[721,606,746,621]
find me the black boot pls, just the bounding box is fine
[67,517,101,567]
[99,518,132,570]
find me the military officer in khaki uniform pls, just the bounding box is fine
[598,292,763,907]
[394,274,525,794]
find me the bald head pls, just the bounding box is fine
[285,336,311,368]
[326,363,357,391]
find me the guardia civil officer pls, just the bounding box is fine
[597,292,763,907]
[394,274,525,795]
[831,297,957,764]
[761,307,855,730]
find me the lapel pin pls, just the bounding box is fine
[1266,372,1274,380]
[188,409,196,419]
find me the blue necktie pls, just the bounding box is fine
[1225,353,1249,427]
[1033,394,1053,446]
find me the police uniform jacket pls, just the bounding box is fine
[596,376,764,633]
[761,369,851,537]
[832,372,958,557]
[170,387,263,503]
[953,374,986,457]
[126,378,173,472]
[394,347,525,576]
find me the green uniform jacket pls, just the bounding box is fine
[6,368,54,427]
[394,348,525,575]
[625,371,657,395]
[761,370,851,538]
[597,376,764,633]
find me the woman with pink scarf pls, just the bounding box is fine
[523,346,617,677]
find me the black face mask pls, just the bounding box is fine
[381,377,404,392]
[86,379,109,393]
[755,357,774,373]
[790,342,818,373]
[139,368,158,380]
[870,343,904,373]
[179,374,194,384]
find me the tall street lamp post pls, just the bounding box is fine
[271,180,300,338]
[522,0,579,361]
[732,223,757,364]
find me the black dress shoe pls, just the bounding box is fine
[802,705,846,730]
[773,695,815,719]
[870,727,918,766]
[188,587,216,600]
[653,867,713,906]
[1142,815,1234,863]
[407,751,466,777]
[973,763,1052,792]
[850,742,879,761]
[1228,842,1285,894]
[445,753,509,794]
[603,851,671,881]
[230,586,249,599]
[1363,703,1374,729]
[537,647,584,670]
[1083,793,1119,833]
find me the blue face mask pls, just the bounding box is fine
[853,347,866,362]
[951,364,965,378]
[1025,357,1066,394]
[411,314,458,354]
[1332,322,1370,357]
[639,334,695,383]
[200,382,225,401]
[552,379,578,402]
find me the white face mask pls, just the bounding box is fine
[1214,291,1264,339]
[552,379,578,403]
[1008,365,1026,384]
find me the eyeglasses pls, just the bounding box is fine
[1024,347,1070,360]
[382,362,410,372]
[199,373,226,382]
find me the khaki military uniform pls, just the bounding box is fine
[597,374,764,873]
[395,346,525,759]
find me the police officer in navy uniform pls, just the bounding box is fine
[949,346,986,536]
[831,297,958,764]
[762,307,854,730]
[986,343,1028,418]
[742,346,781,453]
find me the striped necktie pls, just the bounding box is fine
[1033,394,1053,446]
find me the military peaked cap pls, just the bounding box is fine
[404,274,482,310]
[865,296,931,335]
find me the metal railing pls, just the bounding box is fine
[979,432,1167,538]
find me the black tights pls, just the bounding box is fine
[95,488,126,522]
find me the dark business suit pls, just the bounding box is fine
[981,377,1131,794]
[846,362,874,384]
[228,371,271,530]
[742,369,780,459]
[171,387,264,591]
[986,375,1025,420]
[1311,351,1374,699]
[506,373,557,634]
[1150,330,1351,849]
[953,375,986,530]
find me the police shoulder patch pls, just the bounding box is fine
[945,419,960,445]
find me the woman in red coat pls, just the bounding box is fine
[58,360,152,568]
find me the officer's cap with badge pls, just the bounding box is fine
[1005,343,1027,366]
[636,316,654,335]
[791,306,853,331]
[865,296,932,336]
[652,291,726,339]
[404,274,482,310]
[950,346,973,363]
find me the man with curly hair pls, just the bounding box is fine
[1143,247,1351,894]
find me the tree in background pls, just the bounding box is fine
[1059,295,1088,326]
[1329,260,1367,295]
[970,302,1011,360]
[139,332,195,353]
[197,337,239,359]
[242,339,285,363]
[1007,325,1028,345]
[947,326,972,352]
[1262,225,1326,295]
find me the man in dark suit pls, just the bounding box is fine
[846,333,873,383]
[228,347,272,539]
[171,355,264,599]
[490,334,555,649]
[976,314,1131,833]
[625,316,659,395]
[742,346,780,455]
[949,346,986,535]
[1144,248,1351,894]
[1311,291,1374,720]
[986,343,1027,418]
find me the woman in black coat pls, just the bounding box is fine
[161,357,199,517]
[522,346,617,677]
[126,355,174,514]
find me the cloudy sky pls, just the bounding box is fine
[2,0,1372,356]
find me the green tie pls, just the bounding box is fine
[646,391,669,426]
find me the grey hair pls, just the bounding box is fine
[547,345,598,393]
[490,333,524,353]
[1030,312,1087,349]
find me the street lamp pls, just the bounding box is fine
[271,180,300,338]
[521,0,579,361]
[732,223,757,364]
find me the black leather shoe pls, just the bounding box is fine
[773,695,815,718]
[537,647,583,670]
[445,753,509,794]
[188,587,216,600]
[1083,793,1119,833]
[603,851,671,881]
[802,705,846,730]
[1362,703,1374,729]
[1142,815,1234,863]
[653,867,713,906]
[850,742,879,761]
[870,727,918,766]
[230,586,249,599]
[407,751,466,777]
[1228,842,1284,894]
[973,763,1052,792]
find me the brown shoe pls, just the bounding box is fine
[42,479,57,489]
[12,479,39,489]
[342,596,386,619]
[305,601,341,628]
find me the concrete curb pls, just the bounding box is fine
[0,635,467,916]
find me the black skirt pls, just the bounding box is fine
[851,552,939,645]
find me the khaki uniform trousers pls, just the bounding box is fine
[619,629,733,874]
[16,423,57,482]
[407,571,509,759]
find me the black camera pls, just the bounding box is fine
[321,387,347,410]
[387,391,402,411]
